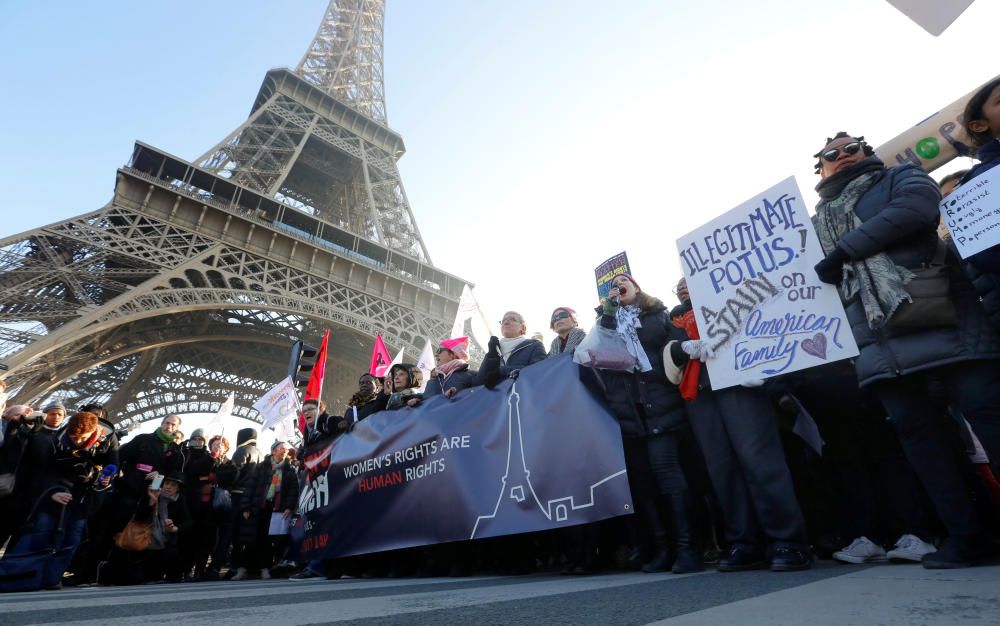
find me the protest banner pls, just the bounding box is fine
[675,177,859,389]
[940,168,1000,258]
[293,356,632,560]
[594,252,631,299]
[254,376,301,432]
[874,75,998,172]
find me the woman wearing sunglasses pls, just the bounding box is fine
[547,307,586,357]
[812,132,1000,569]
[423,336,479,399]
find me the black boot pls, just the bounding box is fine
[642,532,674,573]
[668,492,703,574]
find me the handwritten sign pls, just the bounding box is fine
[595,251,630,299]
[675,177,858,389]
[940,168,1000,259]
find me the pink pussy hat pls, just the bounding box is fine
[439,336,470,361]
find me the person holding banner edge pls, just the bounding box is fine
[596,273,702,574]
[812,131,1000,568]
[480,311,547,387]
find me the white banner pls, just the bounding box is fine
[206,393,234,437]
[940,168,1000,258]
[675,177,859,389]
[254,376,302,432]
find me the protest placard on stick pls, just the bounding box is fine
[940,168,1000,259]
[675,177,858,389]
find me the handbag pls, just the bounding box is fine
[572,325,637,372]
[0,438,28,498]
[211,486,232,512]
[114,498,159,552]
[887,241,959,331]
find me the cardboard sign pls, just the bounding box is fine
[940,168,1000,258]
[675,177,859,389]
[594,252,631,299]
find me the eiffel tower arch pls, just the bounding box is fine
[0,0,469,428]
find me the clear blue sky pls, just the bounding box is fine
[2,0,997,344]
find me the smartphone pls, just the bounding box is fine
[150,474,164,490]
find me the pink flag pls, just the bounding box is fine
[369,334,392,377]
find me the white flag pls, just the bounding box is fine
[253,377,301,432]
[450,286,493,360]
[390,347,405,368]
[207,393,234,437]
[417,338,435,383]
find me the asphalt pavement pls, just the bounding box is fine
[1,562,998,625]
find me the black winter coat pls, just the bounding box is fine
[117,432,184,500]
[423,363,479,397]
[595,299,689,437]
[820,161,1000,386]
[479,339,547,381]
[241,457,300,513]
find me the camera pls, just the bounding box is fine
[21,410,45,426]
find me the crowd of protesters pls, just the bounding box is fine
[2,79,1000,589]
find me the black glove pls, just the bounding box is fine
[487,335,501,357]
[814,247,849,285]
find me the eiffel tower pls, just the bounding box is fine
[0,0,468,428]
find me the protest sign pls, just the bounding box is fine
[675,177,858,389]
[293,356,632,560]
[594,252,631,299]
[940,168,1000,258]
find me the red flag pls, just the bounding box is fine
[300,329,330,436]
[369,333,392,378]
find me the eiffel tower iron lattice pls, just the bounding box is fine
[0,0,468,428]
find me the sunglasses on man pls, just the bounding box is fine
[821,141,864,163]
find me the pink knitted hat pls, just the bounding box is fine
[439,336,470,361]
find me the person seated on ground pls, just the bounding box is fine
[110,472,192,585]
[480,311,547,386]
[547,307,586,357]
[423,336,478,399]
[384,364,425,410]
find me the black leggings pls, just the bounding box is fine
[873,360,1000,540]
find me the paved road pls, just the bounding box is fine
[1,562,998,625]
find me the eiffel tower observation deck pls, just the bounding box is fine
[0,0,469,427]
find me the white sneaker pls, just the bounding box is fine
[231,567,249,581]
[887,534,936,562]
[260,568,271,580]
[832,536,887,564]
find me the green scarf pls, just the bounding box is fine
[154,427,174,450]
[815,170,914,329]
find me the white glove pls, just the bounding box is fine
[741,378,765,388]
[681,340,716,362]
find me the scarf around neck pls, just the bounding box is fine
[615,305,652,372]
[499,337,528,362]
[435,359,466,379]
[154,427,174,450]
[815,163,914,329]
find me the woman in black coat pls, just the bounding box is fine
[422,336,479,399]
[593,273,701,574]
[812,132,1000,568]
[233,441,299,579]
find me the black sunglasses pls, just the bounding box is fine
[821,141,863,162]
[550,311,572,322]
